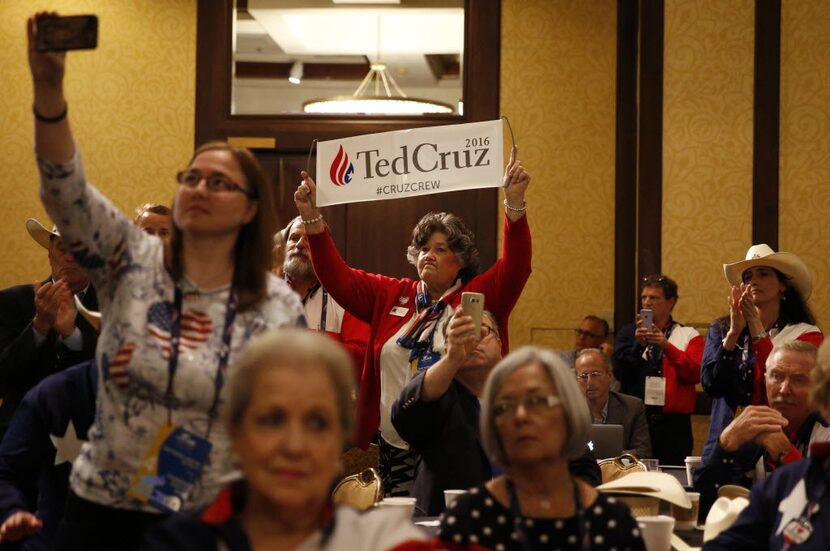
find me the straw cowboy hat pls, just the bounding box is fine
[723,244,813,300]
[26,218,60,249]
[702,495,750,542]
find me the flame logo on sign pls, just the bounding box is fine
[330,145,354,187]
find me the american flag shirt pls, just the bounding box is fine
[39,151,305,512]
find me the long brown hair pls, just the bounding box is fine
[167,141,277,311]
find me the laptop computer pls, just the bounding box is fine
[588,424,624,459]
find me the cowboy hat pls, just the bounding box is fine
[598,471,691,518]
[26,218,60,250]
[723,244,812,300]
[703,495,749,542]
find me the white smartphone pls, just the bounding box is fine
[461,292,485,340]
[640,308,653,329]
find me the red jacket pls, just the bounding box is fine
[308,214,532,448]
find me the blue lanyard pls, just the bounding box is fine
[165,282,238,437]
[506,476,589,551]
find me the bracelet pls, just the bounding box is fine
[33,104,68,124]
[503,198,527,212]
[751,330,768,344]
[301,214,324,225]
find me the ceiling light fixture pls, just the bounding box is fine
[288,60,303,85]
[302,18,453,115]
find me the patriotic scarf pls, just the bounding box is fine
[397,279,462,372]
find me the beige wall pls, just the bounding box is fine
[780,1,830,328]
[662,0,755,330]
[500,0,618,350]
[0,1,195,288]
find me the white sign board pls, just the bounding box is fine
[315,119,504,206]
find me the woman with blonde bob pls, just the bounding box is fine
[703,341,830,550]
[143,329,429,550]
[437,346,644,550]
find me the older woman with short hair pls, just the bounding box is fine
[438,346,644,550]
[142,329,429,551]
[294,155,531,495]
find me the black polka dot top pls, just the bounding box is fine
[437,484,646,551]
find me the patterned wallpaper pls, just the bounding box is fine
[500,0,617,350]
[780,2,830,329]
[661,0,755,330]
[0,1,195,289]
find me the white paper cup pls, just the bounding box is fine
[378,497,417,518]
[637,515,675,551]
[444,489,467,509]
[684,456,702,486]
[671,491,700,530]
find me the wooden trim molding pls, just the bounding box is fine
[614,0,639,331]
[637,0,664,282]
[752,0,781,249]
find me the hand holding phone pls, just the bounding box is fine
[639,308,654,331]
[36,15,98,52]
[461,292,485,341]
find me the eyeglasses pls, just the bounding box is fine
[574,329,603,339]
[493,394,561,418]
[176,170,257,198]
[576,370,607,381]
[481,324,498,339]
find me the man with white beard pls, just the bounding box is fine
[280,216,368,373]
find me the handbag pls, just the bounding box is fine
[598,453,647,483]
[331,468,384,511]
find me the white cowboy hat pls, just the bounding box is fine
[703,495,749,542]
[723,244,813,300]
[26,218,60,250]
[597,471,691,517]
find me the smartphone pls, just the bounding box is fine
[640,308,653,330]
[36,15,98,52]
[461,292,485,341]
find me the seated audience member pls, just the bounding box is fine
[702,340,830,550]
[294,153,531,496]
[142,330,428,551]
[694,340,830,517]
[0,219,98,441]
[437,346,644,550]
[392,312,602,516]
[612,274,703,465]
[0,360,96,550]
[575,348,652,459]
[561,315,613,368]
[133,203,171,242]
[281,216,369,373]
[701,245,822,465]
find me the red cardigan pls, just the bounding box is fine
[307,214,532,448]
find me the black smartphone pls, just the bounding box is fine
[36,15,98,52]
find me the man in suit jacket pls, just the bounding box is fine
[392,310,601,515]
[576,348,652,459]
[0,219,98,441]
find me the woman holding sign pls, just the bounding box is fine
[26,13,304,549]
[294,149,531,496]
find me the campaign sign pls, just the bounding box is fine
[315,119,504,206]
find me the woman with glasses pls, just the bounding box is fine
[26,13,304,549]
[294,150,531,497]
[437,346,644,550]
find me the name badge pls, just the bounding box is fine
[128,422,212,513]
[644,376,666,406]
[389,306,409,317]
[783,518,813,545]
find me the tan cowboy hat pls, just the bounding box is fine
[723,244,813,300]
[26,218,60,249]
[598,471,691,518]
[702,495,749,542]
